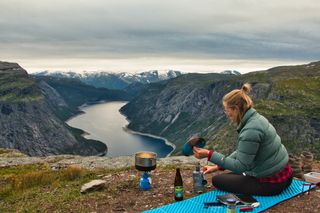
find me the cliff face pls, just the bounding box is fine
[121,62,320,158]
[0,100,78,156]
[0,61,106,156]
[121,74,239,152]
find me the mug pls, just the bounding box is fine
[182,137,206,156]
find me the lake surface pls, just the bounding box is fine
[66,101,174,157]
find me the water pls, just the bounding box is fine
[66,101,174,157]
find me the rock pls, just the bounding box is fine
[112,206,126,212]
[128,174,136,180]
[301,151,314,173]
[0,155,206,170]
[80,179,106,194]
[104,175,112,179]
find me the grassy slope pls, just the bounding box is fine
[0,70,42,103]
[0,156,191,213]
[208,62,320,158]
[1,160,319,212]
[0,163,106,212]
[243,63,320,117]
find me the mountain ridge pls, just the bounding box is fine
[120,61,320,159]
[33,69,183,90]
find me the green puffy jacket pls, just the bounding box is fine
[209,108,288,178]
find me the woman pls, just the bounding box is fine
[193,83,292,196]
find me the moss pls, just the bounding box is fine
[0,72,43,103]
[0,149,14,155]
[0,79,34,90]
[0,93,43,102]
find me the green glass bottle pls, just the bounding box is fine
[174,168,184,201]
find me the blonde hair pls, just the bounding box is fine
[223,83,253,124]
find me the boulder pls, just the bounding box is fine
[80,179,106,193]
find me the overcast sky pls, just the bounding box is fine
[1,0,319,73]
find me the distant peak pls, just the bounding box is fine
[220,70,241,75]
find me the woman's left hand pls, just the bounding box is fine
[193,147,210,159]
[202,165,219,174]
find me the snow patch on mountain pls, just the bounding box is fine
[220,70,241,75]
[33,69,183,90]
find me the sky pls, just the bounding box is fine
[0,0,319,73]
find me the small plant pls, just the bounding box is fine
[62,166,84,181]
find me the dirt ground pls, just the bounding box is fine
[80,162,320,213]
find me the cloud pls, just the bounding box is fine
[0,0,319,71]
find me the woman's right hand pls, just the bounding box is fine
[202,165,219,174]
[193,147,210,159]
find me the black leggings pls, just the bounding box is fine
[212,172,293,196]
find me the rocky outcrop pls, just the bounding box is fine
[0,99,106,156]
[0,100,75,155]
[0,148,205,169]
[0,61,106,156]
[0,62,28,76]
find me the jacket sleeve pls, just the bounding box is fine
[228,151,237,159]
[209,128,262,174]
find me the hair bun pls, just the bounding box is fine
[241,83,252,94]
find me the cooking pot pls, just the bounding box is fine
[135,151,157,171]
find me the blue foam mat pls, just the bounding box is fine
[144,179,316,213]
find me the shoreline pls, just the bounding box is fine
[65,110,85,123]
[67,101,175,157]
[65,100,109,123]
[118,103,176,157]
[122,126,176,157]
